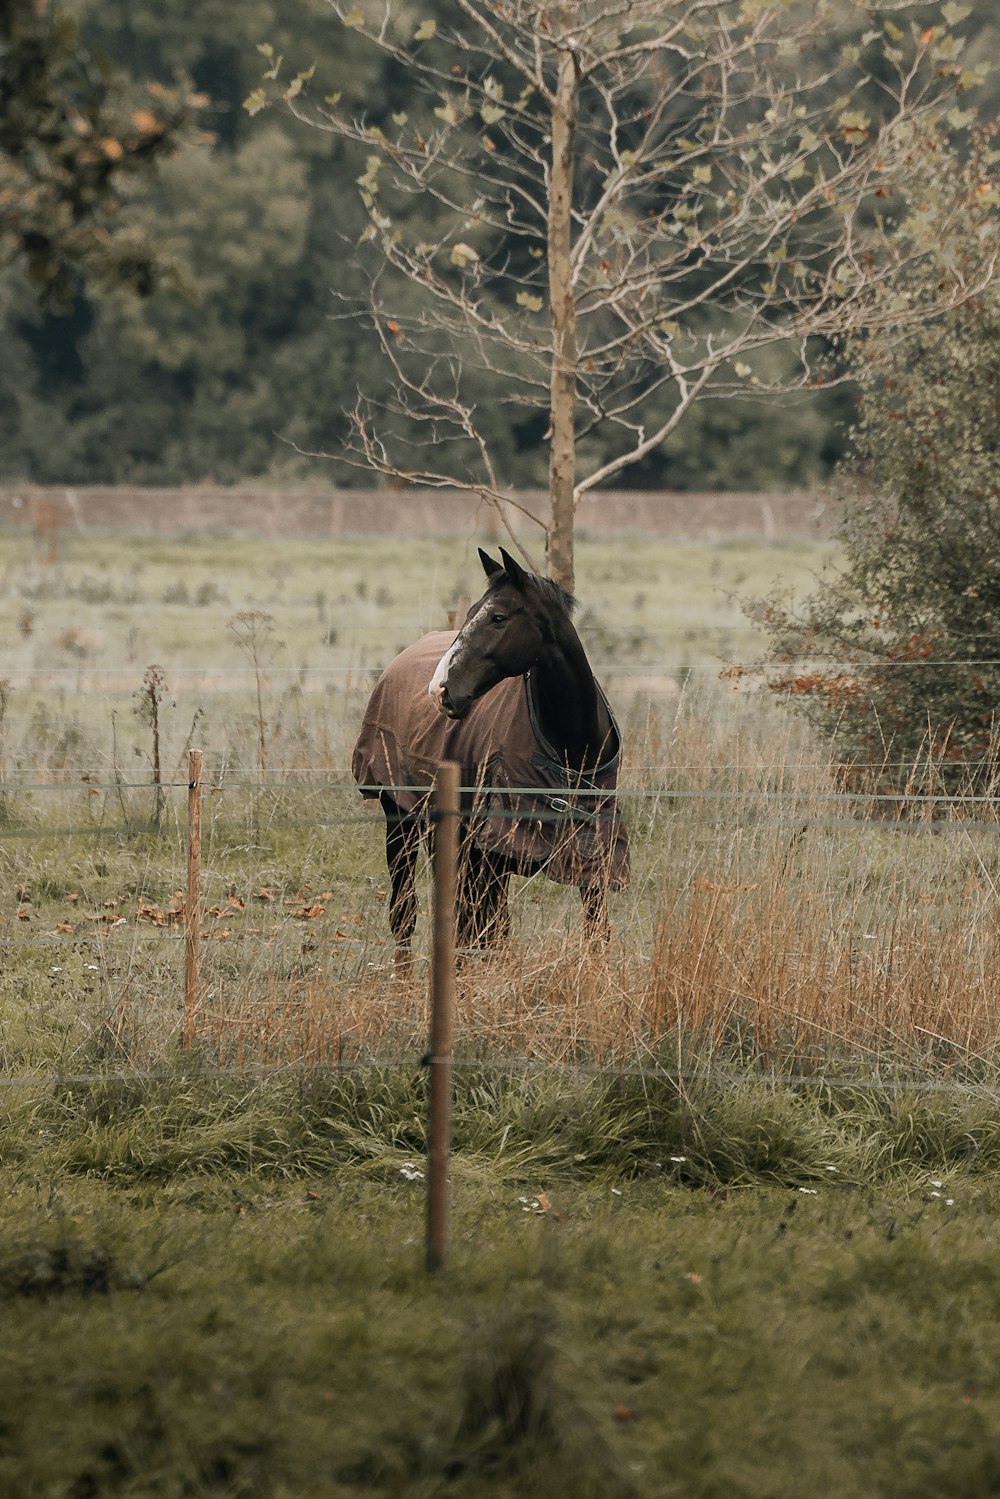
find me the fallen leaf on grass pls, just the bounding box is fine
[613,1406,638,1425]
[52,922,75,935]
[521,1191,572,1222]
[293,904,326,919]
[16,906,31,921]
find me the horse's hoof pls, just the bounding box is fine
[392,952,415,982]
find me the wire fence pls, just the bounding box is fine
[0,758,995,1076]
[7,653,1000,681]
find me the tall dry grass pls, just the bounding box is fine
[114,679,1000,1080]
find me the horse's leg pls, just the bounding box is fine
[479,854,511,948]
[454,839,511,952]
[455,831,483,953]
[580,884,611,945]
[381,793,421,978]
[473,853,514,951]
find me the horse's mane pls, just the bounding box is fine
[532,573,577,616]
[494,568,576,616]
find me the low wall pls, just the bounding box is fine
[0,484,833,541]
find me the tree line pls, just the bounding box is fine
[6,0,993,503]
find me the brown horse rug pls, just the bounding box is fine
[352,631,630,890]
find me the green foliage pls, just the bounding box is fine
[10,0,998,488]
[0,0,197,309]
[755,280,1000,795]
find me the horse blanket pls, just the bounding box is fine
[352,631,630,890]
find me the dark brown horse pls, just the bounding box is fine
[352,548,629,971]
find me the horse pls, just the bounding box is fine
[352,546,630,973]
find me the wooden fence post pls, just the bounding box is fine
[183,748,203,1051]
[446,595,470,631]
[426,760,459,1273]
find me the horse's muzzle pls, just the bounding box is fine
[432,682,468,719]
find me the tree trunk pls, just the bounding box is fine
[546,8,578,594]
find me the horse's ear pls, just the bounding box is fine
[498,547,530,591]
[478,548,504,578]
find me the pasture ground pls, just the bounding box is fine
[3,526,1000,1494]
[2,1126,999,1499]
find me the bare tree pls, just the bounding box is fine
[253,0,998,590]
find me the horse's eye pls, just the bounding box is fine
[490,612,507,626]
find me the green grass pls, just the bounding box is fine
[2,1142,999,1498]
[4,1062,1000,1189]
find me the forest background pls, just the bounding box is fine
[3,0,996,497]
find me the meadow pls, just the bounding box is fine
[3,522,1000,1496]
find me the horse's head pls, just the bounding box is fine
[429,547,569,719]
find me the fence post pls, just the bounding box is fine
[446,595,470,631]
[426,760,459,1273]
[183,748,203,1051]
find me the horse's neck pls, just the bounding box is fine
[530,620,612,773]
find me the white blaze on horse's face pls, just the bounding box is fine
[428,600,490,718]
[428,634,463,714]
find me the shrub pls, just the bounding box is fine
[754,286,1000,797]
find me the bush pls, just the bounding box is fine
[755,287,1000,798]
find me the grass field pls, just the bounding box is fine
[4,524,1000,1496]
[4,1158,1000,1499]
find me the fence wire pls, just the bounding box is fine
[0,1057,998,1099]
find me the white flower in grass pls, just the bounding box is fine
[669,1156,687,1164]
[798,1188,818,1195]
[399,1162,424,1182]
